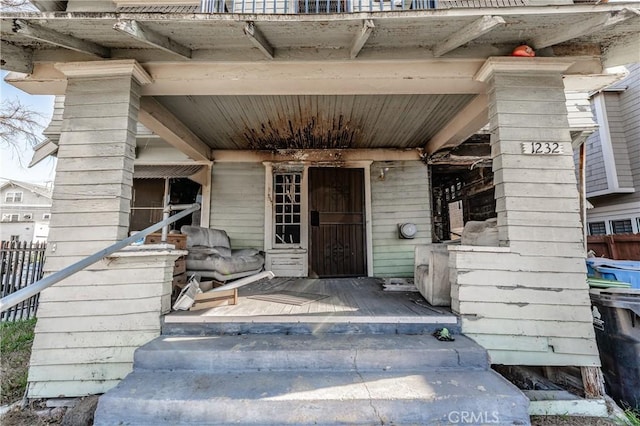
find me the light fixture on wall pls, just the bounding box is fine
[379,167,389,181]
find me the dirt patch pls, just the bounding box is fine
[1,400,64,426]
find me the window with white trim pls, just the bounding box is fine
[10,235,20,242]
[611,219,633,234]
[42,213,51,220]
[588,222,607,236]
[4,191,23,203]
[2,214,19,222]
[273,172,302,246]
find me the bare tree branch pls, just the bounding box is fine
[0,0,38,12]
[0,98,45,165]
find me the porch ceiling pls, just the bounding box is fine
[156,94,474,150]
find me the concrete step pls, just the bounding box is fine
[161,318,461,336]
[134,334,489,372]
[94,369,530,425]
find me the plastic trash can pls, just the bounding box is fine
[596,266,640,289]
[590,288,640,410]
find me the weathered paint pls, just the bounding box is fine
[451,59,600,366]
[370,160,432,277]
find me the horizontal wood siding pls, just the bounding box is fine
[604,92,634,189]
[209,163,265,250]
[453,68,599,367]
[27,74,178,398]
[587,63,640,208]
[370,160,431,277]
[451,248,599,366]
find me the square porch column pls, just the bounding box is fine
[27,61,182,398]
[450,58,600,366]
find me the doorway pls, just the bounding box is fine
[308,168,366,277]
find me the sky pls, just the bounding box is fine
[1,70,56,185]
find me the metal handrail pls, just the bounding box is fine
[0,203,200,313]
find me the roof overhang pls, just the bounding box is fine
[3,4,637,156]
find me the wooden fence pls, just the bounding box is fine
[587,234,640,261]
[0,241,47,321]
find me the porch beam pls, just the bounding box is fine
[0,41,33,74]
[425,94,488,155]
[139,97,212,161]
[113,20,192,60]
[243,22,274,60]
[531,8,640,50]
[350,19,375,60]
[433,15,505,58]
[12,19,110,58]
[211,149,422,162]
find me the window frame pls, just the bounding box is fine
[272,171,303,248]
[4,191,23,203]
[588,221,607,236]
[610,219,633,234]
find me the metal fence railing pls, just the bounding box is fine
[0,241,46,321]
[201,0,437,13]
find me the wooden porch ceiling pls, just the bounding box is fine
[2,4,637,155]
[156,94,475,150]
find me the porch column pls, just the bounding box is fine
[450,58,600,366]
[28,61,181,398]
[476,58,586,256]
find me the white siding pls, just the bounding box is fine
[27,74,169,399]
[370,160,432,277]
[452,68,600,367]
[209,163,265,250]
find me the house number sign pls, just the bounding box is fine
[521,142,564,155]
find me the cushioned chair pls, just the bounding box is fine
[180,226,265,282]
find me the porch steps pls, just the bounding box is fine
[94,334,530,425]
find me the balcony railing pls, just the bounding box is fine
[201,0,437,13]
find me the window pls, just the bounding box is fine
[273,172,302,246]
[23,213,33,220]
[588,222,607,236]
[42,213,51,220]
[2,214,19,222]
[611,219,633,234]
[10,235,20,242]
[4,191,23,203]
[297,0,349,13]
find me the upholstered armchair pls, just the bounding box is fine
[180,226,265,282]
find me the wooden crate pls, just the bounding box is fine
[144,233,188,250]
[190,288,238,311]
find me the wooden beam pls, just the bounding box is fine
[139,97,212,162]
[350,19,375,60]
[532,8,640,50]
[425,94,488,155]
[113,20,192,60]
[12,19,110,58]
[211,149,422,163]
[243,22,274,60]
[433,15,505,57]
[0,41,33,73]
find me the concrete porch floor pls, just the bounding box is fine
[163,277,459,335]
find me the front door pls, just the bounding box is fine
[309,168,366,277]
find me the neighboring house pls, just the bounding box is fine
[584,63,640,236]
[0,180,52,242]
[0,0,639,403]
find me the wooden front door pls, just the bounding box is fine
[309,168,366,277]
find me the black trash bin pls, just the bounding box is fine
[590,288,640,410]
